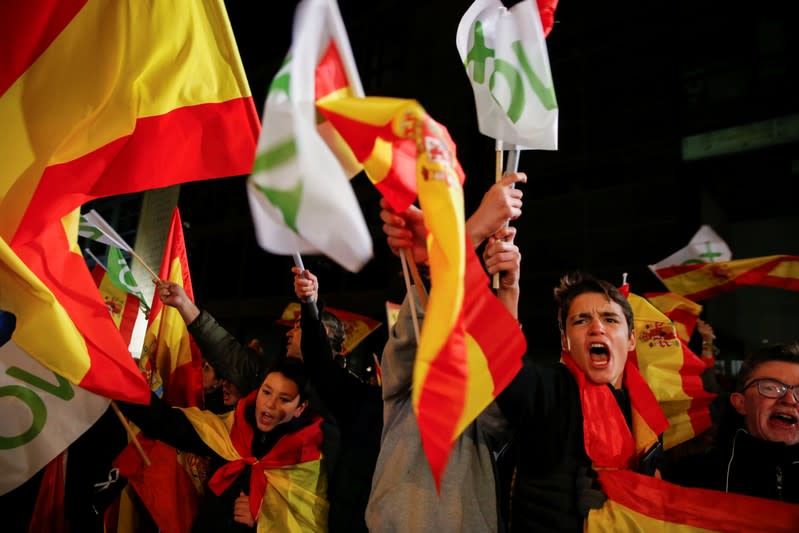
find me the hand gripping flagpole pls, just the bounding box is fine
[492,142,521,289]
[292,252,319,321]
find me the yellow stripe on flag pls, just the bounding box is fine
[0,0,252,239]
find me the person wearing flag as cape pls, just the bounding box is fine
[117,356,328,532]
[379,193,668,532]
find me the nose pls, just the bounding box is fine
[587,316,605,334]
[782,386,799,404]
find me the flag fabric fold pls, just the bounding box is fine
[247,0,372,273]
[456,0,559,150]
[627,292,715,449]
[589,469,799,532]
[0,0,259,404]
[652,255,799,301]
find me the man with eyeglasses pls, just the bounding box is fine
[663,342,799,502]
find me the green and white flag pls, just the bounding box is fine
[649,225,733,276]
[457,0,558,150]
[107,246,149,309]
[246,0,372,273]
[79,210,133,251]
[0,339,110,496]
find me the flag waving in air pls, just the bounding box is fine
[0,0,259,403]
[247,0,372,273]
[139,208,203,408]
[651,255,799,301]
[456,0,559,150]
[320,95,527,487]
[649,224,732,273]
[626,291,715,449]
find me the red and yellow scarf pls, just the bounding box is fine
[180,391,328,532]
[562,352,668,470]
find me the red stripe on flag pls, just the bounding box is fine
[415,319,468,485]
[315,41,348,98]
[12,98,259,246]
[15,220,148,403]
[0,0,87,96]
[462,239,524,394]
[598,469,799,532]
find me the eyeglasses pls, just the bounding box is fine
[742,378,799,402]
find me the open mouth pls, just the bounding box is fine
[588,343,610,368]
[770,412,798,428]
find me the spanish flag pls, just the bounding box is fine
[320,96,526,488]
[653,255,799,301]
[589,469,799,532]
[627,292,715,449]
[139,208,203,408]
[0,1,259,403]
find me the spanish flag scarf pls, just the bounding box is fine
[561,352,668,470]
[179,391,328,532]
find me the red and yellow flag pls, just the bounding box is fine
[627,292,715,449]
[320,95,526,487]
[91,264,140,347]
[0,0,259,403]
[589,469,799,532]
[140,208,203,408]
[653,255,799,301]
[278,302,381,355]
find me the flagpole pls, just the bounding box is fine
[492,140,505,289]
[292,252,319,321]
[110,401,151,466]
[400,249,422,343]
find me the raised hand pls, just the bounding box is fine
[466,171,526,247]
[379,197,429,265]
[483,225,521,318]
[292,266,318,303]
[155,280,200,324]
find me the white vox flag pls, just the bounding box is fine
[0,339,110,495]
[649,224,733,275]
[246,0,373,273]
[78,210,133,251]
[457,0,558,150]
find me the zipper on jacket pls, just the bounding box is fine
[776,465,784,500]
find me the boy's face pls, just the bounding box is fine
[254,371,306,432]
[731,360,799,445]
[561,292,635,389]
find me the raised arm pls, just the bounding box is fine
[157,281,263,395]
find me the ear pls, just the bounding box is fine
[560,332,569,352]
[730,392,746,416]
[627,328,637,352]
[292,400,308,419]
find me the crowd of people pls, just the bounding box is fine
[4,171,798,532]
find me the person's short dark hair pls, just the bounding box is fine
[266,356,312,403]
[734,341,799,392]
[554,271,634,336]
[321,310,345,355]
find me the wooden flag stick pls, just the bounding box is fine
[110,400,150,466]
[127,248,160,284]
[403,249,428,308]
[400,249,422,343]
